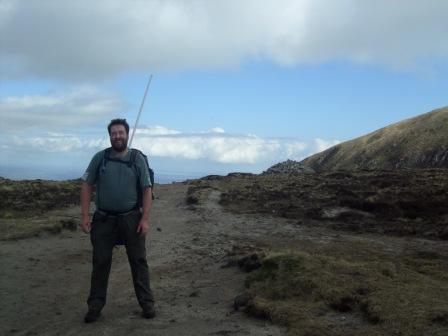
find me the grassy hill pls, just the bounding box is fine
[299,107,448,171]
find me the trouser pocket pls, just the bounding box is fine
[90,211,115,245]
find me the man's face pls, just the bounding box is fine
[109,125,128,152]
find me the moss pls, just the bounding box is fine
[244,250,448,336]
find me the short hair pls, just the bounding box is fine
[107,118,129,135]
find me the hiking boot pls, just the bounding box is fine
[142,304,156,319]
[84,309,101,323]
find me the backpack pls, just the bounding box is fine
[99,147,155,203]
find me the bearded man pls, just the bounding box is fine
[80,118,155,323]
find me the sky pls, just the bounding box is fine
[1,0,448,181]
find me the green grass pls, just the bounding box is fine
[0,218,64,240]
[244,249,448,336]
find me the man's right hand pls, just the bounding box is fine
[81,215,91,233]
[80,182,93,233]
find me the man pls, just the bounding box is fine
[80,118,155,323]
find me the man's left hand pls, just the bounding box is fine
[137,219,150,236]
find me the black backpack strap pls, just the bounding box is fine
[129,148,138,167]
[129,149,142,204]
[129,149,142,186]
[98,147,112,175]
[96,148,112,209]
[130,148,155,200]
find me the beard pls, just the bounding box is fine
[111,137,128,152]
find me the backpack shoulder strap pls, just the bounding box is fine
[129,148,154,189]
[129,148,140,167]
[130,148,148,161]
[98,147,112,174]
[104,147,112,159]
[131,148,155,200]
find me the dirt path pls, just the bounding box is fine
[2,182,447,336]
[0,183,286,336]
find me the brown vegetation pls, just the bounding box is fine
[188,170,448,335]
[188,169,448,240]
[0,177,81,239]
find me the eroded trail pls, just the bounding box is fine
[3,182,446,336]
[0,183,286,336]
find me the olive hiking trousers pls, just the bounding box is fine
[87,209,154,311]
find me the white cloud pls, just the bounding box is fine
[0,86,126,132]
[132,132,281,164]
[210,127,225,134]
[314,138,341,152]
[134,125,181,136]
[12,133,83,152]
[10,133,109,153]
[5,125,338,164]
[1,0,447,80]
[285,141,308,159]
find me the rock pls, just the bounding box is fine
[198,175,223,181]
[262,159,315,175]
[186,195,199,205]
[226,172,256,178]
[233,292,251,311]
[320,207,374,220]
[60,218,78,231]
[189,290,200,297]
[440,226,448,240]
[238,253,262,272]
[220,259,238,268]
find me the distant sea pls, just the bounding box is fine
[0,166,206,184]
